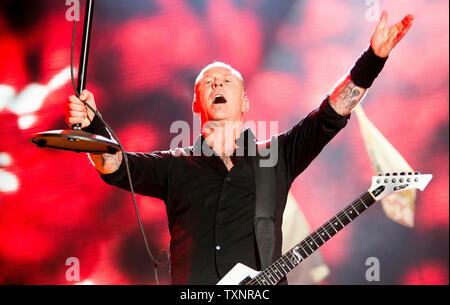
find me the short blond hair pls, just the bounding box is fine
[193,61,245,101]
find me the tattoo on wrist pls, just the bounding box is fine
[330,76,366,115]
[341,83,361,110]
[103,153,120,169]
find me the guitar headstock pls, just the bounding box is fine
[369,172,433,200]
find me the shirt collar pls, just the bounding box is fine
[192,127,257,157]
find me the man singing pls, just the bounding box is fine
[65,11,414,284]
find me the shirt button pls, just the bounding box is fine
[216,245,221,251]
[225,177,231,182]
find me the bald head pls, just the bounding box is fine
[192,62,249,124]
[194,62,245,101]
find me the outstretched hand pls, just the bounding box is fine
[370,10,414,58]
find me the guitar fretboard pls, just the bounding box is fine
[246,191,376,285]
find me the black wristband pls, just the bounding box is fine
[350,46,388,89]
[82,114,111,139]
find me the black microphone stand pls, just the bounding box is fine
[30,0,119,154]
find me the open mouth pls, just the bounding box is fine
[213,94,227,104]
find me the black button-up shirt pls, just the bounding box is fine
[166,131,260,284]
[100,97,350,285]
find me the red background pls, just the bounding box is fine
[0,0,448,284]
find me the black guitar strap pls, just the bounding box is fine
[252,136,277,270]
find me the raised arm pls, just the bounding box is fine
[329,10,414,116]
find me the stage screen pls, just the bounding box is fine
[0,0,448,285]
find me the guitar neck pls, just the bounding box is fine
[247,190,377,285]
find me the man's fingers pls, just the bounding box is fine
[67,101,86,112]
[65,107,87,120]
[68,95,84,105]
[403,15,414,31]
[65,90,95,128]
[376,10,388,30]
[393,15,414,44]
[80,89,93,101]
[400,14,414,31]
[396,23,413,43]
[68,110,87,119]
[69,90,93,103]
[401,19,414,36]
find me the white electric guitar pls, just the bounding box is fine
[217,172,433,285]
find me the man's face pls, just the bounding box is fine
[194,66,249,123]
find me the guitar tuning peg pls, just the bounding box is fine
[385,173,390,176]
[378,172,382,176]
[408,172,413,175]
[415,171,420,175]
[400,172,406,175]
[392,172,398,176]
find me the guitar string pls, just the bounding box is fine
[247,192,375,285]
[258,192,375,285]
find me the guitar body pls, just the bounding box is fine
[216,263,259,285]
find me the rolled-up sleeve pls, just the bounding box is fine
[280,96,350,182]
[100,151,173,200]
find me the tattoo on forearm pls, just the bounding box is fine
[341,82,361,110]
[329,75,366,116]
[89,151,122,174]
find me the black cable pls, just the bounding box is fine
[70,0,169,285]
